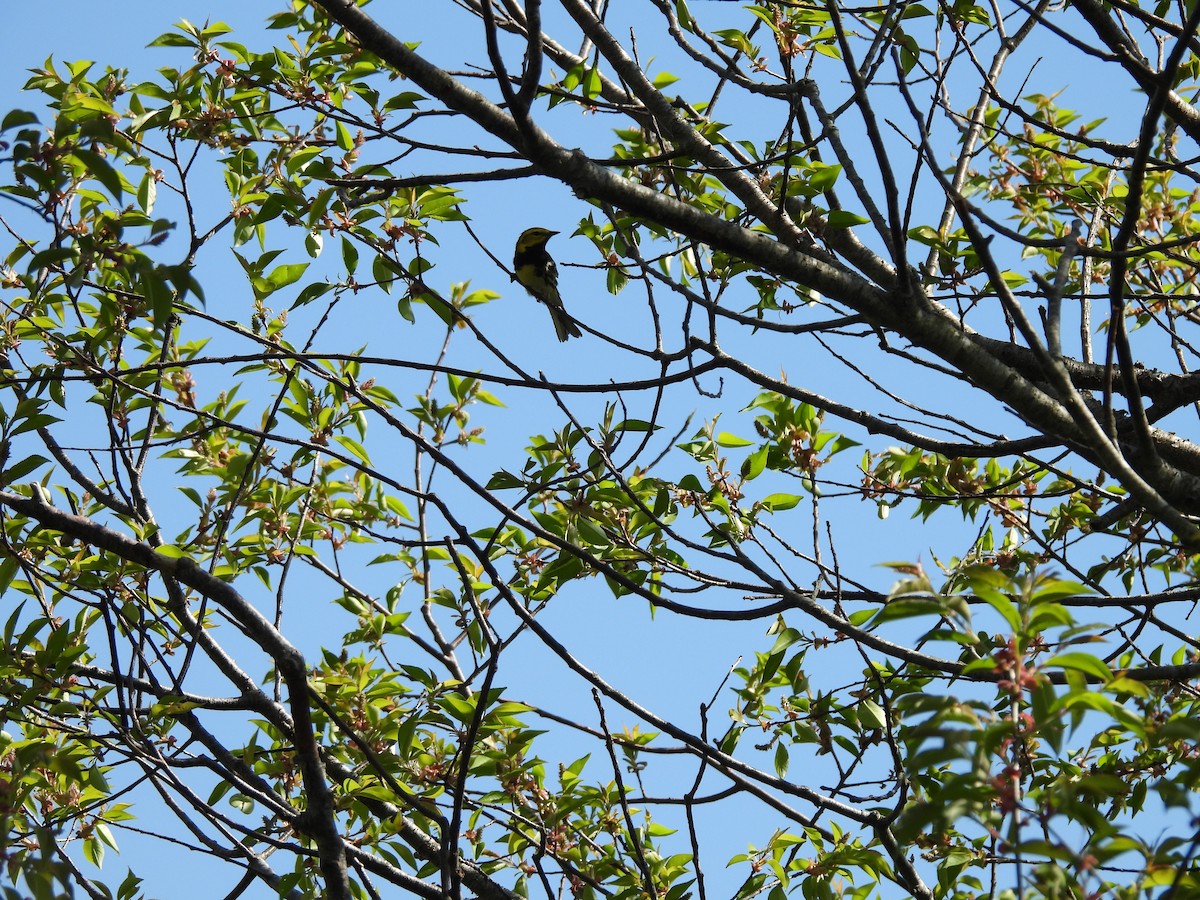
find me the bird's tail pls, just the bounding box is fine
[548,305,582,342]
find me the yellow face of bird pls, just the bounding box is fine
[516,227,558,251]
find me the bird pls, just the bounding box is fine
[513,227,582,341]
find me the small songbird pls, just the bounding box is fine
[513,227,582,341]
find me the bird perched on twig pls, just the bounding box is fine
[513,227,582,341]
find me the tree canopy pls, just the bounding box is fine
[3,0,1200,898]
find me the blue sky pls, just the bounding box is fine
[0,2,1173,898]
[0,7,827,895]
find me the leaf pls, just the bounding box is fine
[806,162,842,192]
[486,470,524,490]
[715,431,754,448]
[335,435,372,465]
[827,209,868,227]
[768,627,802,656]
[759,493,801,511]
[294,282,334,308]
[741,446,768,481]
[83,835,105,867]
[574,517,609,547]
[267,262,309,291]
[148,31,198,48]
[1043,652,1111,682]
[304,231,323,258]
[286,147,326,174]
[974,587,1021,632]
[1,454,49,485]
[606,266,629,295]
[137,171,157,214]
[0,554,19,593]
[342,237,359,275]
[859,699,887,730]
[71,147,125,200]
[335,119,355,152]
[675,0,694,30]
[773,742,789,778]
[1,109,39,131]
[1031,579,1091,602]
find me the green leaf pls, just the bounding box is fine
[342,237,359,275]
[759,493,801,511]
[486,470,524,490]
[267,262,310,291]
[1043,652,1111,681]
[335,119,355,152]
[148,30,198,48]
[974,587,1021,632]
[71,147,125,200]
[859,698,887,730]
[606,266,629,295]
[827,209,868,227]
[715,431,754,448]
[286,147,326,175]
[137,172,157,214]
[741,446,769,481]
[675,0,694,30]
[1,109,39,131]
[574,517,609,547]
[773,742,789,778]
[304,231,323,258]
[0,554,19,593]
[1,454,49,485]
[806,162,842,192]
[335,435,372,465]
[294,282,334,308]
